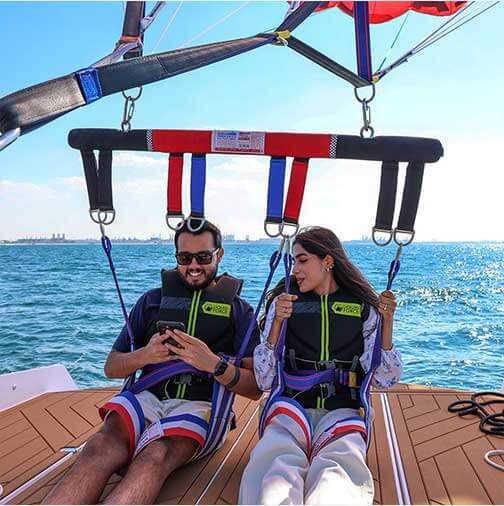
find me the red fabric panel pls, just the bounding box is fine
[167,154,183,214]
[265,133,331,158]
[153,130,212,153]
[314,1,466,24]
[283,158,309,223]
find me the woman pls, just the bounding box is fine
[239,227,402,505]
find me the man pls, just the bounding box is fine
[44,219,261,505]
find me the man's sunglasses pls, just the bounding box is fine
[175,248,219,266]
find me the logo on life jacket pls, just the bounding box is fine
[331,301,362,318]
[201,301,231,318]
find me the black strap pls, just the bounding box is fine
[396,161,424,233]
[119,1,146,59]
[276,1,321,32]
[374,161,399,232]
[288,349,298,371]
[286,36,370,88]
[81,149,114,211]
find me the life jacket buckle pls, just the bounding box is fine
[319,360,337,371]
[319,382,336,400]
[349,371,358,388]
[173,373,192,385]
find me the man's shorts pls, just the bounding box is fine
[135,390,213,426]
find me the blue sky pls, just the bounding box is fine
[0,1,503,241]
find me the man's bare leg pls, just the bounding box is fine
[103,436,198,505]
[43,413,130,505]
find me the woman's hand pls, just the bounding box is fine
[378,290,397,323]
[164,329,220,373]
[274,293,298,323]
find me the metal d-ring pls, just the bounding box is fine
[372,227,393,247]
[393,228,415,247]
[264,220,282,238]
[280,221,299,239]
[0,128,21,152]
[187,216,206,233]
[354,83,376,104]
[165,213,185,232]
[89,209,116,226]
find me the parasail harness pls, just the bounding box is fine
[70,127,443,459]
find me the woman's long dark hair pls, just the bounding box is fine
[260,227,379,330]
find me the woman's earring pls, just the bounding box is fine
[325,264,334,272]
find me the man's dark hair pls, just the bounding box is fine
[174,219,222,250]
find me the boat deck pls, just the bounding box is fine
[0,384,503,504]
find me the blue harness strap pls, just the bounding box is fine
[265,157,287,237]
[353,1,373,83]
[190,153,206,220]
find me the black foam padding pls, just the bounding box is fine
[375,161,399,231]
[397,162,425,232]
[0,74,85,135]
[97,36,272,96]
[337,136,443,163]
[69,129,147,151]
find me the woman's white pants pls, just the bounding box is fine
[238,408,374,505]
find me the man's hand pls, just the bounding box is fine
[142,332,173,364]
[164,329,219,373]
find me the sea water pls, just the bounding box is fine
[0,242,503,392]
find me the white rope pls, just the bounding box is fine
[484,450,504,472]
[151,1,183,53]
[179,1,252,49]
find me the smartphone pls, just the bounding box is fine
[156,320,185,347]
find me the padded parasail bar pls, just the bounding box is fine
[69,129,443,163]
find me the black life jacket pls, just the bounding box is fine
[284,284,370,410]
[146,269,243,401]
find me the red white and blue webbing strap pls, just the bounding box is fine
[310,416,367,461]
[99,390,146,459]
[134,413,209,458]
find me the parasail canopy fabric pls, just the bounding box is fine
[313,1,467,24]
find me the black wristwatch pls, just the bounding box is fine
[214,356,229,377]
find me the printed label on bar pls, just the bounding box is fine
[212,130,265,154]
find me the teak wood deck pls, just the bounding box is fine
[0,384,503,505]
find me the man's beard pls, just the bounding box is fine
[179,266,218,290]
